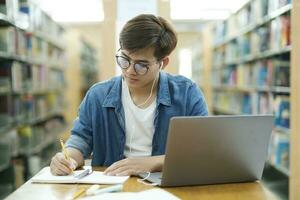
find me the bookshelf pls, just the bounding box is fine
[79,39,98,99]
[63,29,99,140]
[191,27,213,113]
[200,0,299,199]
[0,0,67,197]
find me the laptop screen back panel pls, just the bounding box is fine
[161,115,273,187]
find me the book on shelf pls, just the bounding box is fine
[15,0,30,29]
[31,64,48,92]
[268,0,291,14]
[213,89,276,115]
[35,96,47,119]
[257,92,273,114]
[211,70,221,86]
[10,61,31,92]
[226,14,237,38]
[0,76,10,92]
[213,0,291,55]
[217,58,290,89]
[213,91,252,114]
[0,0,19,22]
[213,47,225,66]
[19,1,64,41]
[280,15,291,48]
[213,21,226,45]
[48,45,65,65]
[269,132,289,172]
[268,59,290,87]
[252,0,269,22]
[273,95,290,129]
[12,96,26,122]
[11,61,25,92]
[257,26,269,52]
[222,66,237,86]
[12,94,58,123]
[273,64,290,87]
[1,60,52,93]
[27,3,43,33]
[0,62,11,92]
[269,15,291,50]
[31,65,39,91]
[237,64,253,88]
[253,60,273,87]
[0,133,13,169]
[0,96,12,127]
[31,36,47,61]
[242,94,252,114]
[250,29,260,55]
[237,34,251,57]
[0,61,28,92]
[237,3,252,28]
[17,30,27,57]
[0,27,17,54]
[23,94,34,120]
[48,70,65,90]
[225,40,238,63]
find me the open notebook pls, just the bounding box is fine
[31,166,129,184]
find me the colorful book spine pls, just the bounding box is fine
[273,95,290,128]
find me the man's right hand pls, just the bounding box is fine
[50,152,77,175]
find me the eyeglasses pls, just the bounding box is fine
[115,54,159,75]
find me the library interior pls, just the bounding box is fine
[0,0,299,200]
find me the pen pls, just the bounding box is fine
[59,138,74,173]
[86,184,123,196]
[74,169,91,179]
[72,187,86,199]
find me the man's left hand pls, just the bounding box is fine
[103,155,164,176]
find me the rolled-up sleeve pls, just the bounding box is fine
[66,90,93,158]
[187,83,209,116]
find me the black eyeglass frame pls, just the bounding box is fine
[115,50,161,75]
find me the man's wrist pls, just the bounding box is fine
[150,155,164,172]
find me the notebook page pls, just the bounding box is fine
[31,166,129,184]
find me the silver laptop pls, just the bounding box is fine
[139,115,274,187]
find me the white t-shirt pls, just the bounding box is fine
[122,79,157,158]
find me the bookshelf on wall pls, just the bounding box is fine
[0,0,67,198]
[205,0,299,199]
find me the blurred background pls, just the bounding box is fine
[0,0,299,199]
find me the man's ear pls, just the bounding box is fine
[160,57,169,70]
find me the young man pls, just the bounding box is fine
[50,14,208,176]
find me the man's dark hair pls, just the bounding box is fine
[119,14,177,60]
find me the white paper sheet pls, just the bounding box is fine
[31,166,129,184]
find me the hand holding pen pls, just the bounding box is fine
[49,139,78,175]
[60,139,76,173]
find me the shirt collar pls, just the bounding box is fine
[157,71,171,106]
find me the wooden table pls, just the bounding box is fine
[6,167,279,200]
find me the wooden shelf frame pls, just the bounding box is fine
[290,0,300,199]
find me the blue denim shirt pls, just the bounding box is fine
[66,72,208,166]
